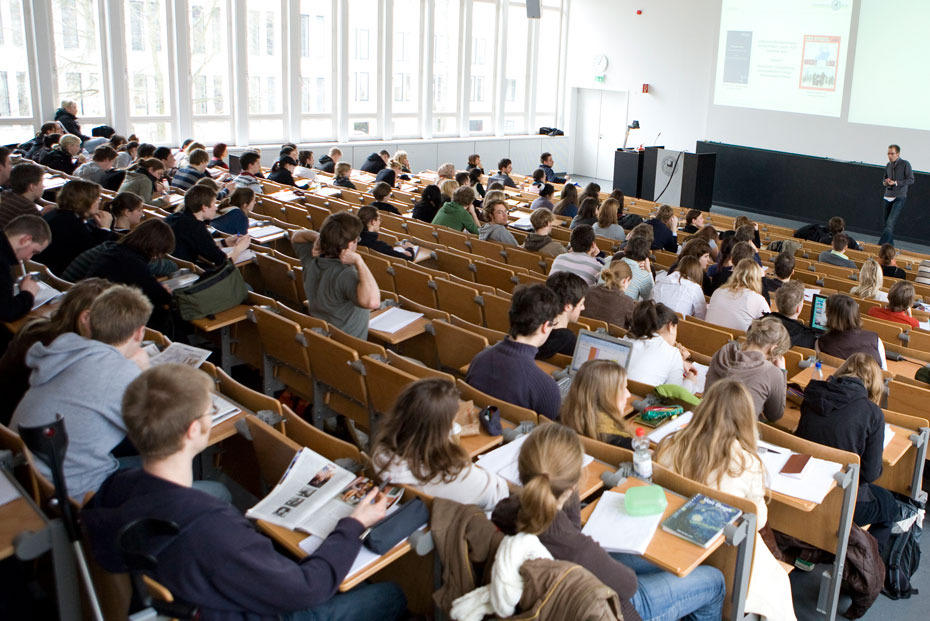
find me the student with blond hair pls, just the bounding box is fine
[593,197,626,242]
[560,359,633,447]
[581,258,635,328]
[705,258,770,331]
[850,258,888,302]
[492,424,725,621]
[652,255,707,319]
[655,379,795,620]
[41,133,85,174]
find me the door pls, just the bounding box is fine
[595,90,629,181]
[573,88,629,181]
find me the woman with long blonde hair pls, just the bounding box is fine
[593,198,626,242]
[850,258,888,302]
[491,424,725,621]
[705,258,770,331]
[560,360,632,447]
[655,379,796,620]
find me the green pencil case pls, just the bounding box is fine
[624,485,668,516]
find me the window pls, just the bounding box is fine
[0,73,9,116]
[246,0,282,139]
[431,0,460,135]
[129,1,144,51]
[0,0,33,128]
[300,15,310,57]
[51,0,105,117]
[299,0,334,140]
[348,0,379,136]
[125,0,169,120]
[534,5,563,129]
[503,3,528,133]
[469,0,496,133]
[188,0,232,142]
[391,0,420,131]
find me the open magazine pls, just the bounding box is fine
[247,448,402,537]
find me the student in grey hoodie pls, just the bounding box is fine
[478,198,518,246]
[522,207,566,257]
[704,316,789,422]
[10,285,152,500]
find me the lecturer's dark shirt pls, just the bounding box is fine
[884,158,914,199]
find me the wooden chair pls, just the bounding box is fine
[252,306,315,402]
[474,261,519,293]
[449,315,506,345]
[501,246,548,274]
[280,405,363,465]
[391,263,437,308]
[433,278,484,326]
[432,248,476,282]
[362,252,396,293]
[360,355,418,417]
[455,379,538,426]
[429,319,489,377]
[302,328,371,432]
[384,350,456,382]
[434,228,471,253]
[677,320,733,357]
[254,253,302,310]
[482,292,512,333]
[245,415,301,489]
[467,237,508,263]
[209,364,283,416]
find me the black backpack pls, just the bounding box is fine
[880,498,923,599]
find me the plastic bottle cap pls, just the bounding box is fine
[635,427,646,437]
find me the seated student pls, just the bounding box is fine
[0,278,108,425]
[693,223,720,261]
[438,178,458,204]
[612,236,654,301]
[796,353,894,530]
[731,224,762,265]
[267,155,298,187]
[291,213,380,339]
[118,157,167,204]
[374,159,402,187]
[279,143,298,162]
[652,255,707,320]
[332,161,357,189]
[582,259,635,329]
[487,158,518,188]
[360,150,389,174]
[478,199,518,246]
[721,215,761,247]
[41,134,85,174]
[706,259,771,332]
[135,141,156,159]
[705,239,751,295]
[151,146,176,179]
[570,196,598,230]
[234,150,264,194]
[548,224,603,286]
[81,364,405,620]
[393,150,412,174]
[11,285,151,500]
[465,153,483,174]
[1,215,50,324]
[106,192,145,233]
[538,151,568,184]
[655,380,795,620]
[626,301,697,390]
[850,258,889,303]
[411,184,443,223]
[174,141,204,171]
[0,163,46,227]
[113,141,139,169]
[18,122,59,156]
[761,251,794,306]
[493,425,725,621]
[706,317,789,422]
[369,181,400,215]
[877,243,907,279]
[673,237,713,272]
[523,207,567,257]
[578,181,601,206]
[868,280,919,328]
[357,205,415,261]
[529,169,545,189]
[553,183,578,218]
[54,100,88,141]
[817,233,857,268]
[537,271,586,359]
[172,148,225,192]
[208,142,228,169]
[432,185,480,234]
[317,146,341,173]
[74,145,118,185]
[466,284,562,420]
[467,167,484,198]
[818,293,886,369]
[560,359,634,448]
[682,209,704,234]
[530,183,555,211]
[794,215,860,251]
[166,185,250,267]
[293,150,318,181]
[647,204,678,253]
[436,162,456,180]
[36,180,113,275]
[592,197,626,242]
[765,280,820,349]
[211,187,256,236]
[372,378,509,510]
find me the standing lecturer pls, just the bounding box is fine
[880,144,914,245]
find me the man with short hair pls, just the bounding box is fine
[360,150,390,174]
[0,146,12,188]
[880,144,914,245]
[538,152,568,184]
[0,163,46,227]
[11,285,152,499]
[369,181,400,215]
[166,185,250,266]
[523,207,567,256]
[765,280,819,349]
[868,280,919,328]
[152,146,177,179]
[74,145,118,185]
[234,150,264,194]
[317,147,341,173]
[537,271,586,359]
[292,212,380,339]
[170,148,212,191]
[548,224,603,286]
[488,158,517,188]
[81,364,405,620]
[818,233,857,268]
[466,284,562,419]
[762,251,795,305]
[1,215,50,322]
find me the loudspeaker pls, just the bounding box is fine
[526,0,541,19]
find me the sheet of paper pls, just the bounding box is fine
[646,411,694,444]
[368,307,424,334]
[476,435,594,485]
[0,472,22,508]
[757,439,842,504]
[222,246,257,264]
[919,320,930,332]
[510,216,534,231]
[29,281,62,310]
[42,175,68,189]
[883,423,894,450]
[690,362,709,394]
[317,187,343,197]
[581,491,663,555]
[211,394,240,427]
[149,342,212,368]
[249,224,286,242]
[394,244,419,257]
[268,190,301,202]
[803,288,821,302]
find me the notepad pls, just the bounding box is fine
[581,491,664,555]
[368,307,423,334]
[646,411,693,444]
[29,281,62,310]
[690,362,709,394]
[476,435,594,486]
[222,246,257,264]
[249,224,286,242]
[211,394,240,427]
[757,439,842,503]
[662,493,741,548]
[803,288,821,302]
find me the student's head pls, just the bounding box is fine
[467,167,481,185]
[39,122,59,136]
[825,293,861,333]
[120,141,140,158]
[695,225,718,245]
[723,258,763,294]
[508,284,561,339]
[437,162,456,179]
[194,177,220,192]
[298,150,314,167]
[188,148,210,168]
[394,150,409,168]
[828,216,846,235]
[832,232,849,253]
[851,258,883,299]
[92,145,118,167]
[120,218,175,260]
[733,215,754,230]
[239,150,261,174]
[888,280,915,313]
[452,185,475,207]
[137,143,156,159]
[122,364,215,460]
[3,215,51,260]
[546,271,587,322]
[530,207,555,234]
[61,99,78,114]
[368,182,391,203]
[532,169,545,183]
[678,238,712,270]
[377,149,390,163]
[439,178,459,200]
[655,379,759,486]
[88,284,153,347]
[597,198,620,228]
[212,143,227,160]
[44,133,62,149]
[185,142,205,154]
[568,224,596,254]
[372,378,469,483]
[878,243,897,266]
[744,317,791,362]
[318,211,363,259]
[387,159,402,173]
[676,255,704,286]
[219,187,256,214]
[107,192,145,227]
[580,182,601,199]
[623,236,651,262]
[58,134,82,156]
[357,205,380,231]
[497,158,512,174]
[335,161,352,178]
[656,204,675,226]
[24,278,109,342]
[454,171,470,187]
[516,424,583,535]
[627,222,654,247]
[486,182,505,191]
[629,300,679,341]
[537,183,554,199]
[730,243,755,269]
[57,179,102,218]
[540,152,554,167]
[609,189,625,207]
[577,197,598,221]
[774,280,804,318]
[557,183,577,205]
[467,153,481,168]
[152,146,174,168]
[685,209,704,228]
[180,138,194,151]
[835,353,885,405]
[10,162,44,198]
[280,145,298,161]
[183,184,218,218]
[328,147,342,161]
[109,134,127,150]
[773,251,795,280]
[560,360,630,441]
[420,184,442,206]
[482,190,506,207]
[483,199,509,225]
[600,258,632,292]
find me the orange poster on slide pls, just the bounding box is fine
[799,35,840,92]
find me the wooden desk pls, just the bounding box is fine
[579,460,611,501]
[190,304,252,373]
[2,302,58,335]
[534,359,561,375]
[209,411,247,446]
[789,363,837,389]
[367,308,430,345]
[0,496,46,560]
[887,357,923,379]
[458,419,514,458]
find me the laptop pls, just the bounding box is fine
[228,154,242,175]
[554,330,634,397]
[809,293,829,332]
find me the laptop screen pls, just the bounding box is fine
[570,330,633,373]
[810,293,829,331]
[228,154,242,175]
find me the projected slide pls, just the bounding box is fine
[713,0,853,117]
[849,0,930,131]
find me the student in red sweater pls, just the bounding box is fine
[867,280,919,328]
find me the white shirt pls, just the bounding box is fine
[627,335,694,391]
[653,271,707,319]
[706,287,770,332]
[549,252,603,286]
[293,165,318,181]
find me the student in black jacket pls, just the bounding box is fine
[35,180,113,275]
[332,162,356,189]
[648,204,679,253]
[537,271,587,360]
[878,243,907,279]
[1,215,50,323]
[317,147,341,173]
[764,281,819,349]
[369,182,400,215]
[411,184,443,222]
[360,150,389,174]
[165,185,250,268]
[54,101,88,142]
[357,206,415,260]
[41,134,85,175]
[374,159,402,187]
[267,155,298,187]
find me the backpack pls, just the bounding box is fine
[172,261,248,321]
[880,497,923,599]
[620,213,643,230]
[793,223,832,245]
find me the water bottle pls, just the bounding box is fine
[814,360,823,380]
[632,427,653,482]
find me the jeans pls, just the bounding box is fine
[879,197,906,245]
[281,581,406,621]
[610,553,725,621]
[854,482,899,527]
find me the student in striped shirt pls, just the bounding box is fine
[548,224,603,286]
